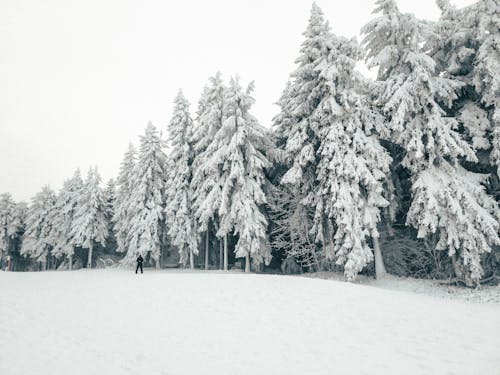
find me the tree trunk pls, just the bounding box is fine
[451,253,473,287]
[223,235,228,271]
[372,233,386,280]
[205,231,209,271]
[189,247,194,269]
[385,208,394,238]
[219,239,223,270]
[87,242,93,269]
[245,253,250,273]
[69,253,73,271]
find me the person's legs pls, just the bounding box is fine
[135,263,139,274]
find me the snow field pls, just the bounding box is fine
[0,269,499,375]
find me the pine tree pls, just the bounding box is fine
[191,73,226,269]
[276,3,331,192]
[312,32,392,280]
[429,0,499,179]
[203,77,273,272]
[165,90,198,268]
[272,4,335,268]
[362,0,500,284]
[113,144,137,255]
[71,167,108,269]
[0,193,17,269]
[472,0,500,176]
[104,178,117,254]
[48,169,83,269]
[125,123,168,267]
[20,186,57,268]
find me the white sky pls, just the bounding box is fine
[0,0,477,202]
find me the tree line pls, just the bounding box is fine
[0,0,498,286]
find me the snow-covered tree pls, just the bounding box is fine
[272,4,337,270]
[276,3,331,199]
[71,167,108,268]
[472,0,500,175]
[191,73,226,269]
[113,144,137,255]
[203,77,273,271]
[104,178,117,253]
[21,186,57,268]
[0,193,17,268]
[362,0,500,284]
[165,90,198,268]
[429,0,500,177]
[48,169,83,269]
[125,122,168,267]
[268,184,317,270]
[312,33,392,280]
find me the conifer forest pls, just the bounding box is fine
[1,0,499,288]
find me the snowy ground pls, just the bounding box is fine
[0,269,499,375]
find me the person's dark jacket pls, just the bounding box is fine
[137,255,144,264]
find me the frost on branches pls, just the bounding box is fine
[20,186,57,267]
[71,167,108,268]
[203,77,272,271]
[429,0,500,178]
[408,165,499,284]
[362,0,500,284]
[124,123,168,267]
[313,32,392,281]
[0,194,18,266]
[277,3,330,193]
[113,144,137,254]
[272,4,332,270]
[191,73,225,238]
[165,91,198,268]
[48,169,83,268]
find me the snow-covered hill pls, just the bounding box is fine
[0,269,499,375]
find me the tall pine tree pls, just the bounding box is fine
[125,123,168,267]
[114,144,137,255]
[203,77,273,272]
[165,91,198,268]
[191,73,226,269]
[362,0,500,284]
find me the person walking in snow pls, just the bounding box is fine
[136,255,144,274]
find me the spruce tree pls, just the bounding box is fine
[191,73,226,269]
[362,0,500,284]
[104,178,117,254]
[125,123,168,267]
[203,77,273,272]
[113,144,137,255]
[272,4,335,269]
[0,193,17,269]
[71,167,108,269]
[20,186,57,269]
[48,169,83,269]
[165,90,198,268]
[312,33,392,280]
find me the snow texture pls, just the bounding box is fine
[0,269,498,375]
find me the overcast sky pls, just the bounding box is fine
[0,0,476,202]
